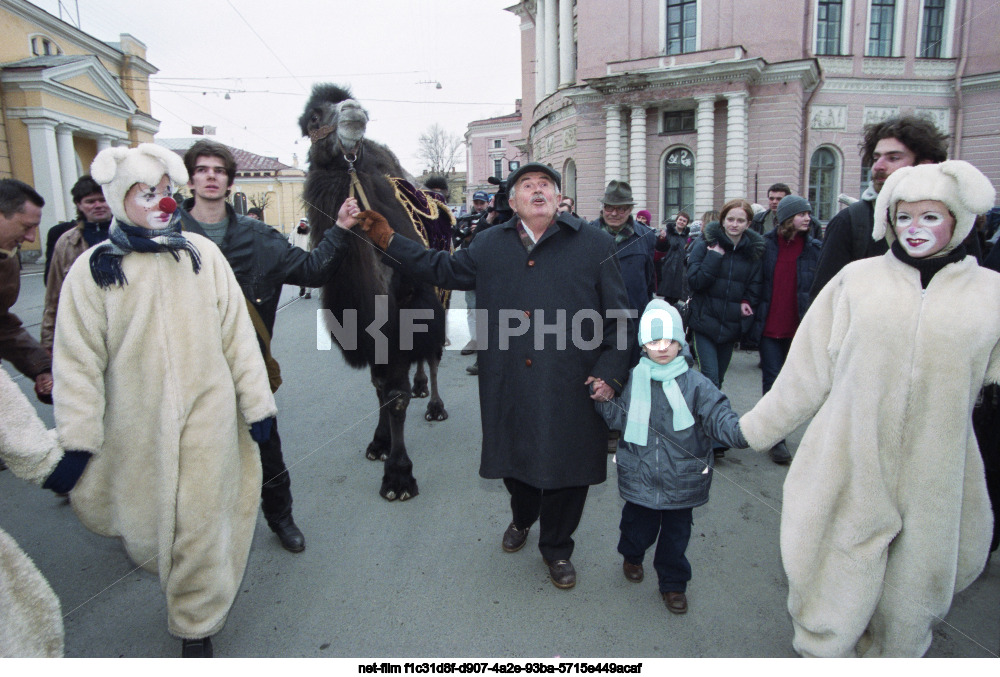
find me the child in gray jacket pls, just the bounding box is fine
[594,299,747,614]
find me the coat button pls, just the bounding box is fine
[527,260,535,267]
[525,358,532,367]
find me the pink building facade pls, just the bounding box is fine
[464,100,529,209]
[495,0,999,226]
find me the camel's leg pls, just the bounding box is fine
[411,360,429,398]
[380,359,418,501]
[365,371,391,462]
[424,354,448,421]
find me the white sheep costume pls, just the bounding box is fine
[740,160,999,657]
[0,370,64,657]
[53,144,276,640]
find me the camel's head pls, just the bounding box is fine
[299,83,370,166]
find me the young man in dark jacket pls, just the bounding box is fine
[809,115,948,300]
[176,140,349,552]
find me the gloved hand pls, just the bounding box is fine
[42,450,92,494]
[357,210,394,249]
[250,416,275,443]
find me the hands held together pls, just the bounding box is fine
[336,198,394,249]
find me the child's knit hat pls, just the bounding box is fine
[638,298,686,348]
[872,160,995,251]
[91,143,188,225]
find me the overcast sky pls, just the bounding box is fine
[29,0,524,175]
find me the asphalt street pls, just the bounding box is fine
[2,261,998,658]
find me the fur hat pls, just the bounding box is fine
[872,160,996,250]
[776,195,811,225]
[91,143,188,225]
[638,298,686,349]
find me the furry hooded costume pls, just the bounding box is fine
[0,369,64,657]
[739,160,999,657]
[53,145,277,640]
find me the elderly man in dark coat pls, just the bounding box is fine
[335,162,632,590]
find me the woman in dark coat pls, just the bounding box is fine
[656,211,692,304]
[686,199,764,390]
[748,195,822,464]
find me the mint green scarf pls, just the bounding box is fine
[623,356,695,445]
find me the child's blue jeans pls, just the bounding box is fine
[618,501,694,593]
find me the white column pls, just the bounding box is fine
[620,116,629,180]
[604,105,622,185]
[558,0,574,88]
[97,135,113,153]
[535,0,545,103]
[629,106,648,208]
[24,119,67,225]
[724,92,748,201]
[694,95,716,218]
[544,0,558,96]
[56,125,78,218]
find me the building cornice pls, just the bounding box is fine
[128,112,160,135]
[5,106,128,140]
[961,71,1000,93]
[582,58,819,95]
[821,77,954,96]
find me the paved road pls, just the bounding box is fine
[2,262,998,658]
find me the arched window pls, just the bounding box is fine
[29,34,62,56]
[662,147,695,224]
[808,147,840,224]
[562,159,577,205]
[232,192,248,215]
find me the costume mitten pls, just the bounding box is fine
[250,416,276,443]
[42,450,92,494]
[357,210,394,249]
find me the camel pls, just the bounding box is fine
[299,84,451,501]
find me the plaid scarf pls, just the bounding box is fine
[89,217,201,288]
[600,219,634,245]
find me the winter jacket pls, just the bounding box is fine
[41,223,92,351]
[592,216,657,315]
[0,254,50,378]
[749,230,823,344]
[0,369,64,657]
[740,252,1000,657]
[597,361,747,509]
[384,212,632,489]
[53,233,277,639]
[686,222,764,344]
[177,200,349,337]
[655,225,691,300]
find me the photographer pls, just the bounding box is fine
[456,191,492,368]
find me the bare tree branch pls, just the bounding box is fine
[416,124,464,174]
[248,192,273,211]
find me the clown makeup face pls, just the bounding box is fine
[893,199,955,258]
[124,176,173,230]
[643,338,682,365]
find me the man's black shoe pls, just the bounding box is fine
[501,522,529,552]
[181,637,213,657]
[271,515,305,552]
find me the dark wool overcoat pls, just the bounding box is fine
[385,212,632,489]
[686,221,764,344]
[749,229,823,344]
[655,225,691,300]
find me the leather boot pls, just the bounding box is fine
[270,514,305,552]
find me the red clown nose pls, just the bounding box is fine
[158,196,178,214]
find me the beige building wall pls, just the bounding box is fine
[1,0,159,254]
